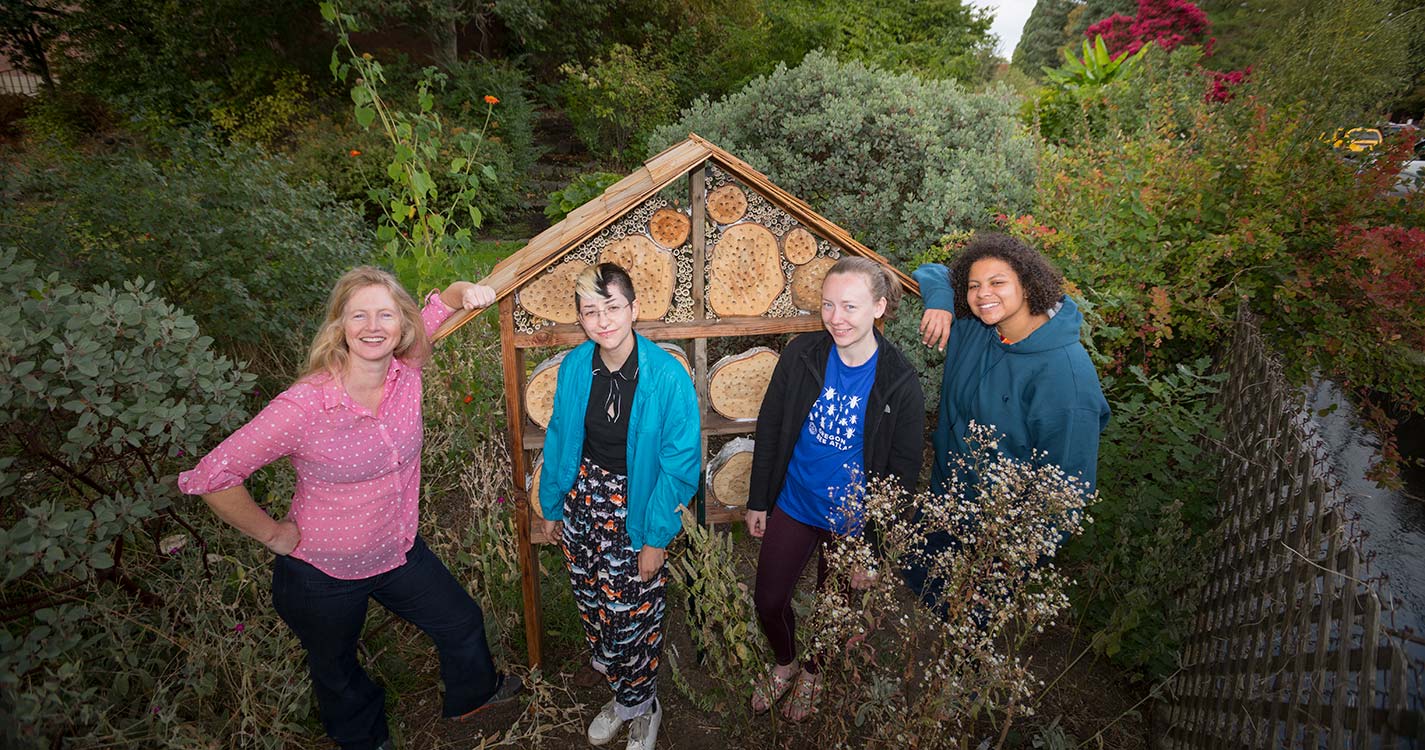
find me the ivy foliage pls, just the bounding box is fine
[650,52,1037,265]
[0,134,371,365]
[0,249,256,741]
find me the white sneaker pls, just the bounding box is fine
[624,699,661,750]
[587,699,624,746]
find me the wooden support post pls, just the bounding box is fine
[501,296,544,668]
[690,162,709,526]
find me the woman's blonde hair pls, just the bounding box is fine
[826,256,903,318]
[300,266,430,382]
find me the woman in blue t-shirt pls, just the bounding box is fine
[744,257,925,721]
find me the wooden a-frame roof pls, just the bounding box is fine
[435,133,919,341]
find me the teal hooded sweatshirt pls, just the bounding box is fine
[913,263,1110,498]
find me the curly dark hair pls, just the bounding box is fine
[948,232,1064,321]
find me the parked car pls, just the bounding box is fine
[1327,127,1385,152]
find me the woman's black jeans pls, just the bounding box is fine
[271,536,498,750]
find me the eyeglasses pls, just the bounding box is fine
[578,302,629,323]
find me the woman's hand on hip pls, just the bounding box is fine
[919,308,953,351]
[744,510,767,538]
[637,546,665,582]
[264,519,301,556]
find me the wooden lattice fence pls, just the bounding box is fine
[1162,311,1422,748]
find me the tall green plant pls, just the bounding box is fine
[321,1,502,294]
[1043,36,1150,89]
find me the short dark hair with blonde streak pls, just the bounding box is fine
[300,265,430,383]
[573,262,637,306]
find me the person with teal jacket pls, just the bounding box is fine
[538,262,699,750]
[903,232,1109,612]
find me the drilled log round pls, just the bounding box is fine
[518,259,588,324]
[706,184,748,224]
[600,235,674,320]
[791,256,838,312]
[708,223,782,317]
[708,438,754,507]
[649,207,691,248]
[658,342,692,378]
[529,453,544,520]
[708,347,779,421]
[524,350,567,429]
[782,227,818,265]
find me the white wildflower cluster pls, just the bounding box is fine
[800,422,1096,745]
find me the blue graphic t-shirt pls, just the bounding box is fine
[776,346,879,533]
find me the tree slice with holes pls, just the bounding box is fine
[791,256,838,311]
[518,259,588,323]
[782,226,818,265]
[600,235,673,320]
[649,207,691,248]
[528,453,544,520]
[706,184,748,224]
[658,342,692,378]
[708,438,755,508]
[708,347,779,421]
[524,350,567,429]
[708,223,783,317]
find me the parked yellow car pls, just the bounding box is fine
[1329,127,1384,152]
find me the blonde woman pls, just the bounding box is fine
[179,266,521,750]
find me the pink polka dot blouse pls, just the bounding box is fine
[178,291,457,580]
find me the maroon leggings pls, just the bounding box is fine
[753,506,841,674]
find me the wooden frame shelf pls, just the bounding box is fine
[512,313,825,348]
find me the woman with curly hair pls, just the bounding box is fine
[903,233,1109,609]
[179,267,522,750]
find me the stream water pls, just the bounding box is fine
[1302,379,1425,712]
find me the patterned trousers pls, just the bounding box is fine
[561,458,666,719]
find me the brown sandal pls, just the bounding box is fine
[751,665,800,714]
[781,670,822,722]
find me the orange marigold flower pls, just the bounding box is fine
[483,95,499,105]
[348,149,361,157]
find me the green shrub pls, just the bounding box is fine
[561,44,677,164]
[650,52,1037,264]
[210,68,315,149]
[543,171,622,223]
[1061,359,1225,679]
[441,58,540,175]
[0,249,260,744]
[40,0,327,139]
[0,134,372,373]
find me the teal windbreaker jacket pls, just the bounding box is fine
[538,333,701,550]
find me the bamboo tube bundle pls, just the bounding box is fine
[518,259,589,324]
[649,207,691,249]
[791,256,838,311]
[782,226,818,265]
[528,453,544,520]
[707,438,755,507]
[524,350,568,429]
[708,222,783,317]
[706,184,748,224]
[708,347,779,421]
[600,235,674,320]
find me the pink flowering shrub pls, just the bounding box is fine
[1086,0,1213,59]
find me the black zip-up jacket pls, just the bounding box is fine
[748,329,925,513]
